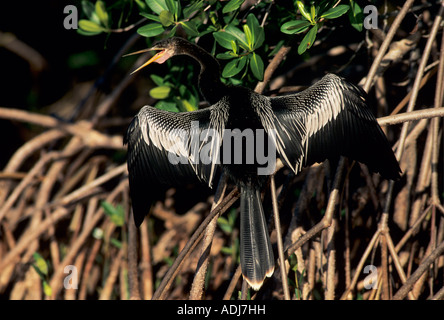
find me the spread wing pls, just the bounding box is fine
[124,98,229,226]
[268,73,401,180]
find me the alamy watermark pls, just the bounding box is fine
[63,5,78,30]
[63,5,379,30]
[363,5,378,30]
[64,265,78,290]
[363,264,378,290]
[163,121,277,175]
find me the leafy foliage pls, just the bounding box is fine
[280,0,363,54]
[78,0,365,108]
[102,201,125,226]
[32,252,52,297]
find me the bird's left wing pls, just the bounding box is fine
[124,98,229,226]
[268,73,401,179]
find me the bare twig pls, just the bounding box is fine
[285,158,345,262]
[189,173,228,300]
[255,44,293,94]
[0,146,83,222]
[223,266,243,300]
[152,188,240,300]
[270,175,291,300]
[363,0,416,92]
[99,247,125,300]
[325,218,336,300]
[48,179,128,298]
[0,31,47,73]
[0,107,123,149]
[393,240,444,300]
[128,209,141,300]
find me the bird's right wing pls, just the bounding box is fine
[269,74,401,180]
[124,98,229,225]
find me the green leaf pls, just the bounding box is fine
[159,10,174,26]
[317,0,332,17]
[225,24,249,50]
[217,216,232,233]
[222,56,247,78]
[170,24,178,37]
[33,252,49,276]
[231,40,239,57]
[178,84,187,97]
[183,0,203,18]
[150,86,171,99]
[145,0,168,14]
[220,246,233,255]
[77,28,103,36]
[268,39,285,56]
[180,99,197,112]
[176,0,181,19]
[247,14,264,49]
[67,50,99,69]
[217,216,229,226]
[135,0,148,12]
[180,20,199,36]
[298,24,318,54]
[213,31,237,50]
[310,4,316,21]
[101,201,125,226]
[249,52,264,81]
[165,0,177,17]
[348,0,363,32]
[110,237,122,248]
[280,20,311,34]
[222,0,245,13]
[243,24,253,50]
[43,281,52,297]
[155,100,180,112]
[187,90,199,108]
[137,23,165,37]
[140,12,161,22]
[255,26,265,46]
[78,19,104,33]
[320,4,350,19]
[216,52,236,60]
[81,0,99,24]
[95,1,109,28]
[230,40,237,55]
[296,1,313,23]
[150,74,165,86]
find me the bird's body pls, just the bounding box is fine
[124,37,401,290]
[216,87,271,186]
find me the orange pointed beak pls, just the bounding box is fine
[124,48,171,75]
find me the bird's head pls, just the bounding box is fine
[125,37,190,74]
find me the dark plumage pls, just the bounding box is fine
[124,37,401,290]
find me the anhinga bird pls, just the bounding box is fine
[124,37,401,290]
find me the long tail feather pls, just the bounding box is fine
[240,185,275,290]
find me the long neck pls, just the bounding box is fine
[180,42,227,104]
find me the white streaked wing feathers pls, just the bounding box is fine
[269,74,359,173]
[136,100,227,187]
